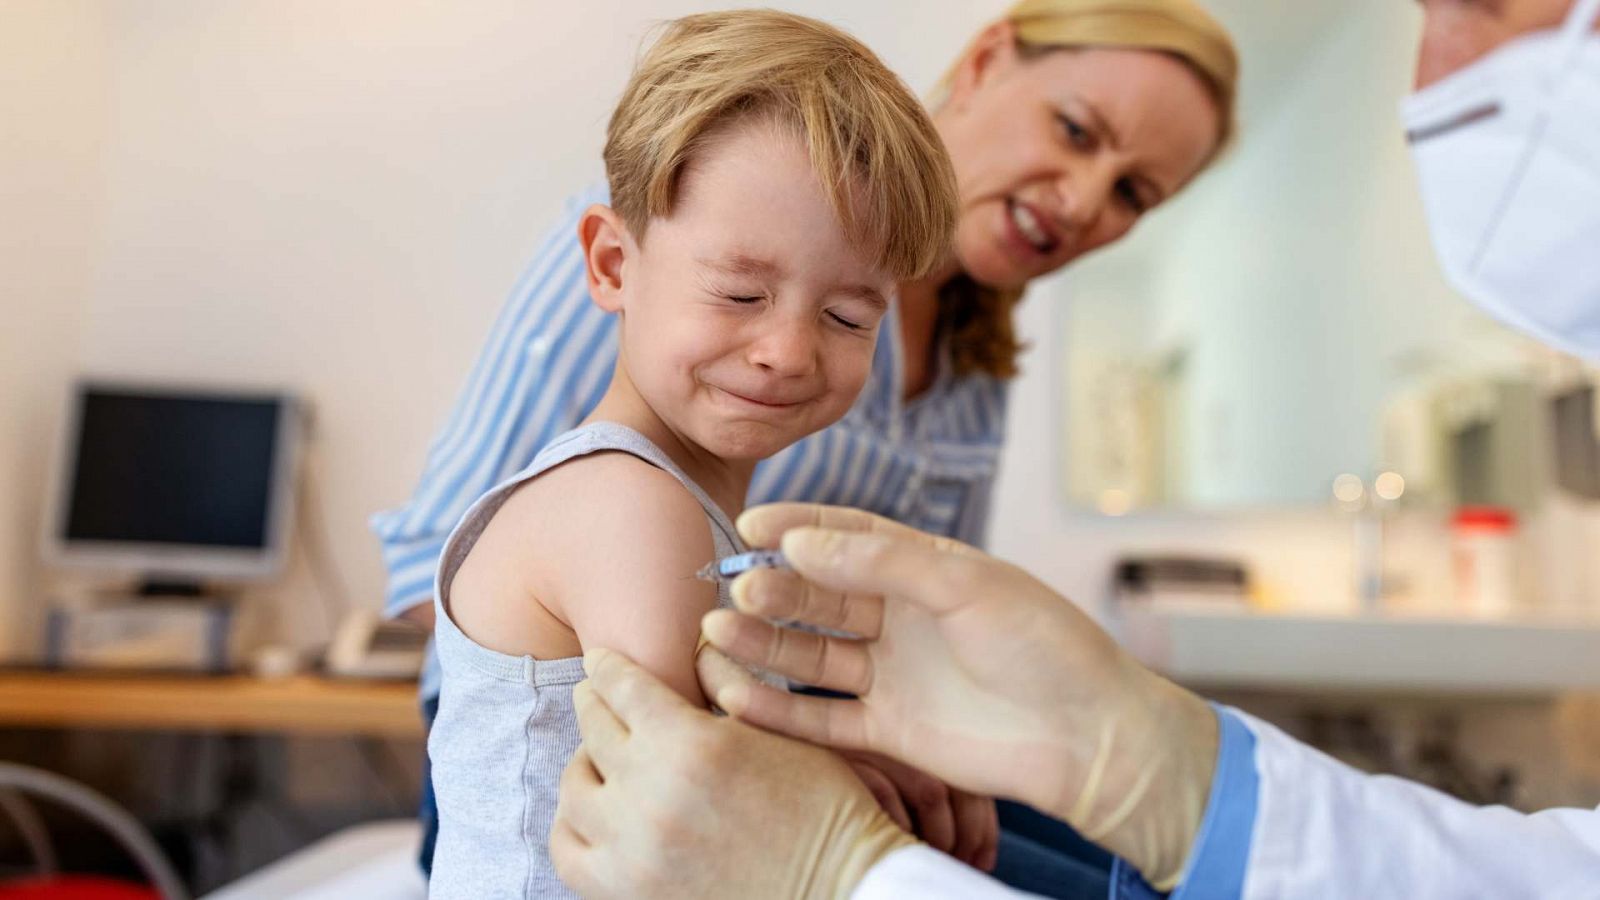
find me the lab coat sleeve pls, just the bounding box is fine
[851,845,1051,900]
[1238,709,1600,898]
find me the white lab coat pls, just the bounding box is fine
[851,712,1600,900]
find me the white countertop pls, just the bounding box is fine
[1115,604,1600,695]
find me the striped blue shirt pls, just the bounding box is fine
[371,186,1010,700]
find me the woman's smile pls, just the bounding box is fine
[1004,197,1062,256]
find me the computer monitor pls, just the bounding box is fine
[44,383,302,590]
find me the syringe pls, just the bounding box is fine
[694,549,791,583]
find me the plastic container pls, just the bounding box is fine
[1452,506,1519,617]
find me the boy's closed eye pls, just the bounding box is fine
[829,290,888,335]
[829,310,867,331]
[713,288,880,334]
[827,300,884,334]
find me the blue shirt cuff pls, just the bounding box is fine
[1106,705,1259,900]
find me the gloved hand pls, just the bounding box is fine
[551,647,919,899]
[697,502,1220,891]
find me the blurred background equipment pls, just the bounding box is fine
[1113,555,1249,610]
[323,612,427,681]
[0,761,187,899]
[46,383,301,595]
[38,384,301,672]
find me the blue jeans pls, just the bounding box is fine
[415,700,1112,895]
[991,800,1113,899]
[418,695,439,877]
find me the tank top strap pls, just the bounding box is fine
[539,421,742,557]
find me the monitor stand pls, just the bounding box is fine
[135,579,208,598]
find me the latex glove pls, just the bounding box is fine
[697,503,1219,891]
[842,750,999,871]
[551,647,919,899]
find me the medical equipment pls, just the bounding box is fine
[1452,506,1520,617]
[325,609,428,680]
[44,382,303,593]
[1113,556,1249,610]
[694,550,791,584]
[44,596,234,672]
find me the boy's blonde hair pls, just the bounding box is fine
[604,9,957,281]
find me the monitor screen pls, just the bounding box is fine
[59,388,290,557]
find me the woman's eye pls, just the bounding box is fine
[828,311,866,331]
[1056,113,1091,149]
[725,295,762,304]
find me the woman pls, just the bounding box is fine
[370,0,1239,891]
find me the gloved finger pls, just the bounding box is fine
[701,650,872,752]
[582,648,697,733]
[694,643,763,711]
[697,645,870,749]
[949,791,998,871]
[554,746,612,844]
[849,760,913,832]
[738,502,986,557]
[572,679,629,778]
[737,503,904,547]
[778,527,992,616]
[701,609,873,695]
[731,566,884,638]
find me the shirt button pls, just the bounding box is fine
[529,334,551,357]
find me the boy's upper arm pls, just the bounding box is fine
[545,453,720,706]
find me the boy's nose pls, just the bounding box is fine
[746,318,820,378]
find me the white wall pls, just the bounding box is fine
[0,2,107,658]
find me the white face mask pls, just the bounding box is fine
[1401,0,1600,358]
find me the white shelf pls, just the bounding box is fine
[1115,605,1600,696]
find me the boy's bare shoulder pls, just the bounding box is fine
[446,444,720,676]
[500,450,710,553]
[491,450,716,601]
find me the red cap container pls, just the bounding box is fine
[1452,506,1516,532]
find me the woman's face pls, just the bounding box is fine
[936,29,1223,290]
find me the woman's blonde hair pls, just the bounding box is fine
[943,0,1240,380]
[604,9,958,282]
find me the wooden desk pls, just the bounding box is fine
[0,671,424,738]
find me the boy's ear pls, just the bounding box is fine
[947,20,1019,112]
[579,204,632,314]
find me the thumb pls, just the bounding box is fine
[694,642,762,709]
[582,648,696,730]
[779,527,981,615]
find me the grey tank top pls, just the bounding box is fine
[427,421,743,899]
